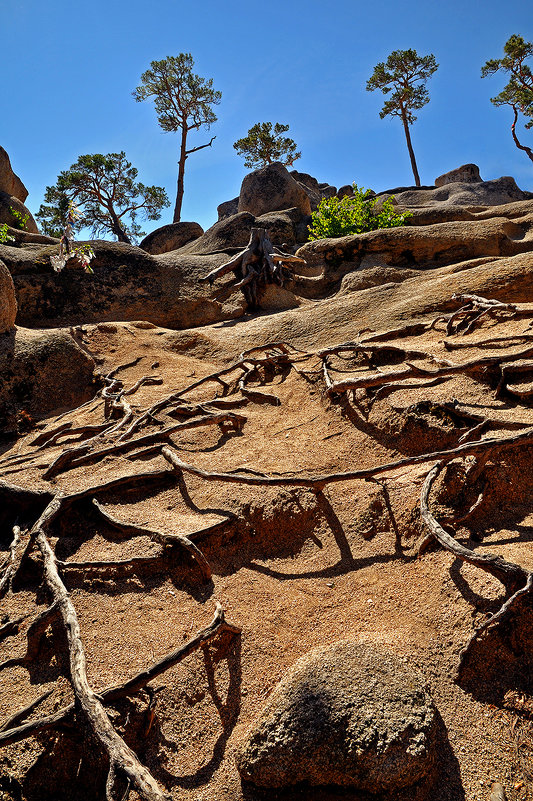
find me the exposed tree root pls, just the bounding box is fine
[34,496,170,801]
[420,462,533,683]
[162,424,533,490]
[0,526,24,597]
[43,412,245,479]
[4,291,533,796]
[92,499,212,581]
[0,688,54,733]
[420,463,529,593]
[0,604,240,749]
[326,343,533,396]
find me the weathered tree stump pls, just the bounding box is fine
[203,227,305,309]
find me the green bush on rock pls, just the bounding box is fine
[307,185,410,240]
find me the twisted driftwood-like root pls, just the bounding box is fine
[43,411,246,479]
[34,496,170,801]
[326,343,533,397]
[0,603,240,749]
[428,294,528,337]
[92,499,212,581]
[202,227,305,308]
[420,463,529,593]
[420,462,533,680]
[162,424,533,491]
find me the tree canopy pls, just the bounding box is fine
[481,34,533,164]
[36,152,169,243]
[133,54,221,222]
[233,122,301,170]
[366,49,438,187]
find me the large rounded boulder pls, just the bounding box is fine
[139,221,203,254]
[238,162,312,217]
[0,327,98,433]
[236,641,437,795]
[0,191,38,233]
[0,258,17,333]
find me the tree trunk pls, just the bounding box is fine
[108,206,131,244]
[511,106,533,164]
[174,132,188,223]
[401,110,421,187]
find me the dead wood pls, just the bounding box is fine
[35,496,170,801]
[162,424,533,490]
[92,499,212,580]
[117,346,299,442]
[202,227,303,308]
[458,573,533,678]
[0,526,24,597]
[0,614,29,641]
[43,412,246,479]
[420,463,529,593]
[441,294,521,337]
[102,602,240,702]
[318,341,439,363]
[327,343,533,395]
[0,603,240,748]
[0,688,55,732]
[444,333,533,351]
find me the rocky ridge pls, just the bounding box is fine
[0,155,533,801]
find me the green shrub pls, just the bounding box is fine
[9,206,29,231]
[0,224,14,244]
[307,184,410,240]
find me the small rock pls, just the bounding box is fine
[489,782,507,800]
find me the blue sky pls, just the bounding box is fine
[3,0,532,234]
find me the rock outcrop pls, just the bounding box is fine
[179,207,311,255]
[139,221,203,254]
[0,258,17,333]
[0,327,98,433]
[236,641,436,794]
[2,240,241,330]
[384,175,531,209]
[0,191,39,234]
[217,197,239,220]
[238,162,312,217]
[435,163,482,186]
[296,211,533,293]
[0,146,28,202]
[178,212,255,255]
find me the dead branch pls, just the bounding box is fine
[122,376,163,397]
[117,346,300,442]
